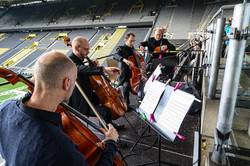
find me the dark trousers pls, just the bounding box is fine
[137,82,144,101]
[87,105,112,127]
[121,80,144,105]
[121,80,131,106]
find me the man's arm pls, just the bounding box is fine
[95,140,117,166]
[76,63,104,76]
[139,40,149,52]
[113,46,132,66]
[113,46,125,62]
[162,39,176,51]
[103,67,121,75]
[96,124,119,166]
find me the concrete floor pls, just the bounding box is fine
[0,91,199,166]
[87,91,200,166]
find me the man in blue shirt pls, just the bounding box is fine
[0,51,119,165]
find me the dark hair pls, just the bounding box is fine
[125,32,135,40]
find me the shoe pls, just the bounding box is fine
[112,123,125,131]
[137,97,143,104]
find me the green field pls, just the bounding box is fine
[0,78,27,104]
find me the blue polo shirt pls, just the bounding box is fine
[0,97,117,166]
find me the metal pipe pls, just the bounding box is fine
[208,18,225,99]
[211,23,217,62]
[211,3,250,165]
[206,23,215,76]
[209,23,217,76]
[208,5,235,25]
[205,25,211,63]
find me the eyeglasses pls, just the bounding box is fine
[79,46,90,51]
[129,40,135,43]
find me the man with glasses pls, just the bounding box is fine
[114,32,143,109]
[68,36,125,131]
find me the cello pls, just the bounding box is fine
[128,50,146,95]
[64,37,127,119]
[0,67,124,166]
[154,46,169,53]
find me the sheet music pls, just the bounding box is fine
[144,65,161,93]
[153,85,173,121]
[139,80,166,115]
[158,89,195,133]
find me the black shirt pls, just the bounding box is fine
[68,52,104,115]
[113,44,134,85]
[139,37,176,54]
[140,37,176,64]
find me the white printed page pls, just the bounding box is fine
[158,89,195,133]
[144,65,161,93]
[139,80,166,115]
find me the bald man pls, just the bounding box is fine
[139,28,176,56]
[139,28,176,75]
[0,52,119,165]
[68,36,125,130]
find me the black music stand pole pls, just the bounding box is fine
[130,125,150,151]
[133,133,180,166]
[130,112,180,166]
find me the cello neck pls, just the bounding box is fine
[133,49,142,69]
[59,102,102,132]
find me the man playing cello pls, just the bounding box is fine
[68,36,125,130]
[114,32,145,106]
[139,28,176,74]
[0,52,119,165]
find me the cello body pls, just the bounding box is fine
[128,53,146,95]
[89,75,127,120]
[56,107,124,166]
[154,46,169,53]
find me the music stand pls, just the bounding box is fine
[150,56,178,78]
[131,112,180,166]
[130,83,195,166]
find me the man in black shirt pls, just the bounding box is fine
[68,36,125,130]
[114,32,144,107]
[0,51,119,165]
[139,28,176,74]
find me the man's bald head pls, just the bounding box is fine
[72,36,89,60]
[34,51,76,89]
[72,37,87,49]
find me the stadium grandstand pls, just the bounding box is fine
[0,0,249,165]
